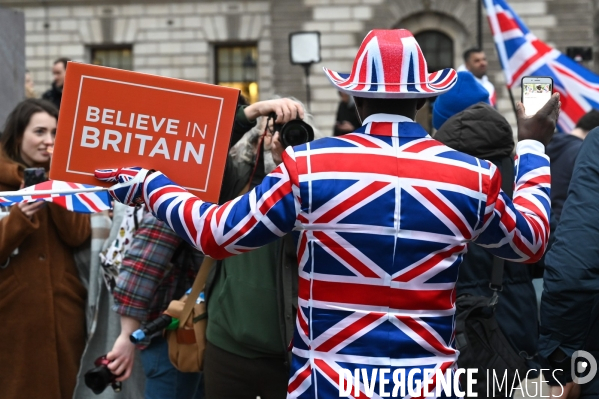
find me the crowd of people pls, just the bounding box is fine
[1,28,598,399]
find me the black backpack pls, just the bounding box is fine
[454,157,529,397]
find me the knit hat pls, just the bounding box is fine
[432,71,490,130]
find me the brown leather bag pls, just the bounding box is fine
[164,256,215,372]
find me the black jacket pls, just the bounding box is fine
[435,103,539,361]
[333,100,361,136]
[545,133,583,232]
[532,134,583,277]
[42,82,63,110]
[539,128,599,394]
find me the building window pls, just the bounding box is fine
[413,31,454,133]
[215,44,259,103]
[90,45,133,71]
[414,31,454,72]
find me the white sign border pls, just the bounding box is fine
[66,75,226,193]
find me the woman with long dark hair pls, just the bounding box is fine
[0,99,90,399]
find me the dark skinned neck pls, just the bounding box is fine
[362,109,417,120]
[354,97,421,123]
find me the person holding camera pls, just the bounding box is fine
[94,29,558,398]
[204,97,317,399]
[0,99,91,399]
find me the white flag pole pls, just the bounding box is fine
[0,186,109,198]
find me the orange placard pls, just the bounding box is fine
[50,62,239,203]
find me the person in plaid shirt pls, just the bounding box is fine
[106,211,204,399]
[103,97,302,399]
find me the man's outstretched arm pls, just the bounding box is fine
[473,140,551,263]
[95,98,305,259]
[474,93,560,263]
[96,149,301,260]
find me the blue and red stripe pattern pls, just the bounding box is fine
[141,114,550,398]
[323,30,458,99]
[95,166,148,206]
[0,180,111,213]
[484,0,599,131]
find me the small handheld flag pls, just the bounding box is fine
[0,180,111,213]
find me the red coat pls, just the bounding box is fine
[0,152,90,399]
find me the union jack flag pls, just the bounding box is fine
[0,180,111,213]
[141,116,549,398]
[484,0,599,132]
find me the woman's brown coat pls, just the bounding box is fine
[0,152,90,399]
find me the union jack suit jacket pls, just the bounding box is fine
[143,114,550,398]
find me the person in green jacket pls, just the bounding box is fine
[205,97,319,399]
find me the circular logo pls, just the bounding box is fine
[571,350,598,385]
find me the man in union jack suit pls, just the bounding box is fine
[96,29,560,398]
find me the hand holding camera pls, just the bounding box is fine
[242,98,315,167]
[84,355,123,394]
[265,112,315,166]
[243,98,305,124]
[106,333,136,381]
[266,112,315,148]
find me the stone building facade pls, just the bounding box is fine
[1,0,597,135]
[0,7,24,125]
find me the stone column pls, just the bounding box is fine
[0,6,25,127]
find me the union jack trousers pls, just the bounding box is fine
[143,114,550,398]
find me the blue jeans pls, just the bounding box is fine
[140,336,204,399]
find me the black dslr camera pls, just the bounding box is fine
[84,355,122,395]
[269,113,314,147]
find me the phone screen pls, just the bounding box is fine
[522,82,552,116]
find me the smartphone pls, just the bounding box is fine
[23,168,47,187]
[521,76,553,117]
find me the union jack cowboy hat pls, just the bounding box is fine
[323,29,458,99]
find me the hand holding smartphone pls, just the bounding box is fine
[517,92,560,146]
[16,168,48,218]
[23,168,48,188]
[521,76,553,117]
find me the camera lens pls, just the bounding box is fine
[84,366,114,394]
[280,120,314,148]
[283,127,308,147]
